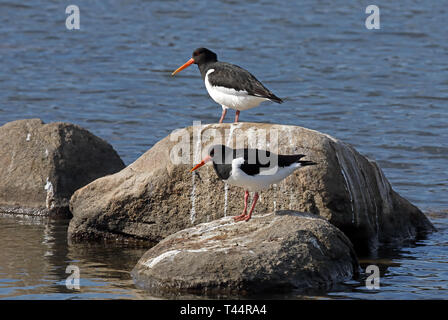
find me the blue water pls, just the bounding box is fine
[0,0,447,299]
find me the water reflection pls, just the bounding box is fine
[0,214,153,299]
[0,213,446,299]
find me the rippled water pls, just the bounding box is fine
[0,213,446,300]
[0,0,447,299]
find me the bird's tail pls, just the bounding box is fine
[299,160,317,167]
[268,93,283,104]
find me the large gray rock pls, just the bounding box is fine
[68,122,435,252]
[0,119,125,216]
[132,211,359,297]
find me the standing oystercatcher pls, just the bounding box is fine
[172,48,283,123]
[190,145,316,222]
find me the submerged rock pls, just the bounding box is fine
[0,119,125,216]
[68,122,434,252]
[132,211,359,296]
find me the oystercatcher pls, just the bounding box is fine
[190,145,316,222]
[172,48,283,123]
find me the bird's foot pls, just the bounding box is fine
[234,215,252,222]
[233,212,248,222]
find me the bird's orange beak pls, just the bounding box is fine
[190,155,212,172]
[172,58,195,76]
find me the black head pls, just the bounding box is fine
[207,144,233,180]
[208,144,232,163]
[190,144,232,175]
[172,48,218,76]
[192,48,218,65]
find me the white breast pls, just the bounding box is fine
[204,69,268,111]
[225,157,300,192]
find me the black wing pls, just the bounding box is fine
[208,62,283,103]
[236,149,306,176]
[277,154,307,167]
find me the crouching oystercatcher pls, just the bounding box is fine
[172,48,283,123]
[190,145,316,222]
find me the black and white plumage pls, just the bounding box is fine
[190,145,316,222]
[172,48,283,123]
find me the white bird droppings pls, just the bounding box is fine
[44,177,54,209]
[144,250,181,268]
[190,172,196,224]
[224,183,229,216]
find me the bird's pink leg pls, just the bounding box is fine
[234,110,240,123]
[219,108,228,123]
[243,192,259,222]
[233,190,249,221]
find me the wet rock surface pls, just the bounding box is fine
[131,211,359,297]
[0,119,125,216]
